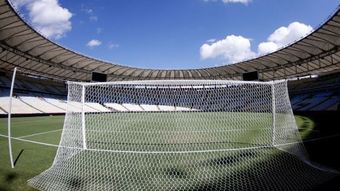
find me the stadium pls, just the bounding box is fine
[0,0,340,190]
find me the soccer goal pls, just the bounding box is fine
[28,80,319,190]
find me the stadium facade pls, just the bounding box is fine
[0,0,339,82]
[0,1,340,190]
[0,0,340,115]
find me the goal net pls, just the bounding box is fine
[28,80,333,190]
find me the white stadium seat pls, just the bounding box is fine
[140,104,159,111]
[86,103,111,112]
[0,97,42,114]
[122,103,144,111]
[105,103,128,111]
[44,98,67,110]
[158,105,176,111]
[20,96,65,113]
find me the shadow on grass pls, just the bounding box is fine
[67,177,85,190]
[14,149,24,167]
[5,173,17,183]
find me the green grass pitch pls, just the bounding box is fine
[0,115,314,191]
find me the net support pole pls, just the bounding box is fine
[271,82,276,146]
[81,85,87,149]
[8,67,16,168]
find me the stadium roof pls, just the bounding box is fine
[0,0,339,81]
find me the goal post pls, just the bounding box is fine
[271,82,276,146]
[7,67,17,169]
[28,80,319,191]
[81,85,87,150]
[271,80,307,158]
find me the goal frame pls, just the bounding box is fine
[71,79,289,153]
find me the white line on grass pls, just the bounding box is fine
[303,133,340,143]
[1,133,340,154]
[0,134,59,147]
[18,129,62,139]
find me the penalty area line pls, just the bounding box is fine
[17,129,63,139]
[303,133,340,143]
[0,134,59,148]
[0,133,340,154]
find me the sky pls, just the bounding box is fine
[10,0,340,69]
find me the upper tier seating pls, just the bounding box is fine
[0,73,66,97]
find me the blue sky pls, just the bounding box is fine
[12,0,340,69]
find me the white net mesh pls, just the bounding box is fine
[28,80,334,190]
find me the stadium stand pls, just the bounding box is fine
[0,0,338,189]
[0,1,339,189]
[66,101,104,113]
[140,104,159,111]
[311,95,340,111]
[288,71,340,111]
[0,73,66,97]
[0,1,339,115]
[104,103,193,112]
[0,97,42,114]
[19,96,65,113]
[1,70,340,115]
[158,105,176,111]
[122,103,144,111]
[105,103,129,111]
[176,106,194,111]
[44,98,67,110]
[0,71,67,114]
[85,103,112,112]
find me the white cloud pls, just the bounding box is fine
[222,0,251,4]
[11,0,73,39]
[108,42,119,49]
[89,16,98,22]
[200,35,256,63]
[204,0,252,5]
[81,4,93,14]
[206,39,216,43]
[85,8,93,14]
[96,28,103,34]
[10,0,30,7]
[81,4,98,22]
[257,42,278,55]
[87,39,102,47]
[200,21,313,64]
[258,22,313,55]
